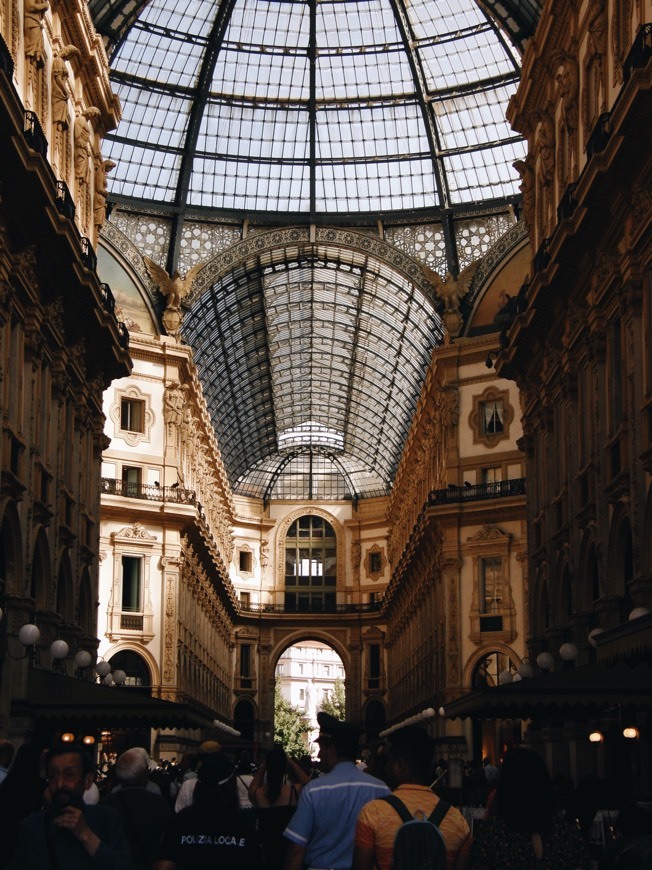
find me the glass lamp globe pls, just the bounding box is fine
[18,623,41,646]
[629,607,650,621]
[95,660,111,677]
[518,661,535,678]
[588,627,604,648]
[50,640,69,659]
[536,652,554,671]
[74,650,92,668]
[112,669,127,685]
[498,669,513,684]
[559,642,578,662]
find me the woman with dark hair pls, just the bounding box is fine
[154,751,262,870]
[248,745,309,869]
[470,748,590,869]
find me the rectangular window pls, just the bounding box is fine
[609,319,623,433]
[120,398,145,433]
[481,467,502,484]
[481,400,504,435]
[240,644,251,678]
[240,591,250,608]
[122,466,141,496]
[239,550,252,572]
[369,643,380,689]
[479,557,502,614]
[369,551,382,573]
[121,556,142,612]
[299,688,305,701]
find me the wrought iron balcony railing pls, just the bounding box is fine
[428,478,526,506]
[101,478,196,505]
[240,601,383,615]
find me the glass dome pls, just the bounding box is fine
[89,0,542,501]
[98,0,532,221]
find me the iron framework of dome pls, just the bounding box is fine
[89,0,541,501]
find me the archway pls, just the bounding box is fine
[275,639,346,757]
[108,649,151,691]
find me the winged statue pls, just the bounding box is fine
[143,258,203,336]
[422,260,481,337]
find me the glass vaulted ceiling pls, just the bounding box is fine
[97,0,532,501]
[103,0,524,218]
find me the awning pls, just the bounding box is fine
[443,661,652,721]
[12,669,215,730]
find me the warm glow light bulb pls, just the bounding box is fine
[589,731,604,743]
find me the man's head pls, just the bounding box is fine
[45,745,93,811]
[115,747,149,787]
[315,712,361,772]
[384,726,434,788]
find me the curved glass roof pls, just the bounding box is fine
[101,0,527,222]
[182,242,444,500]
[92,0,541,501]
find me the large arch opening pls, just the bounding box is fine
[275,639,346,757]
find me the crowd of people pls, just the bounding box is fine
[0,719,650,869]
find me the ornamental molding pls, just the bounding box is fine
[467,525,511,543]
[111,522,158,546]
[465,221,529,310]
[101,221,159,304]
[109,383,155,447]
[185,226,440,308]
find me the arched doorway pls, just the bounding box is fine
[275,640,345,757]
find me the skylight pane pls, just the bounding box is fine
[138,0,217,39]
[109,84,191,149]
[105,142,181,199]
[434,85,519,151]
[112,29,205,87]
[444,139,526,201]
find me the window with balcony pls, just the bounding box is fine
[284,515,336,612]
[122,465,142,497]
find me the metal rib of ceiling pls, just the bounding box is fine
[181,245,444,499]
[90,0,542,58]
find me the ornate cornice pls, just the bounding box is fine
[185,226,439,307]
[465,221,530,310]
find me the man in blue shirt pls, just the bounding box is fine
[284,712,389,870]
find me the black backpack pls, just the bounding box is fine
[382,794,450,869]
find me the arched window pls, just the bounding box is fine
[109,650,151,690]
[285,516,336,613]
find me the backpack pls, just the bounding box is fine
[382,794,450,870]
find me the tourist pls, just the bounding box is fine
[470,747,590,869]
